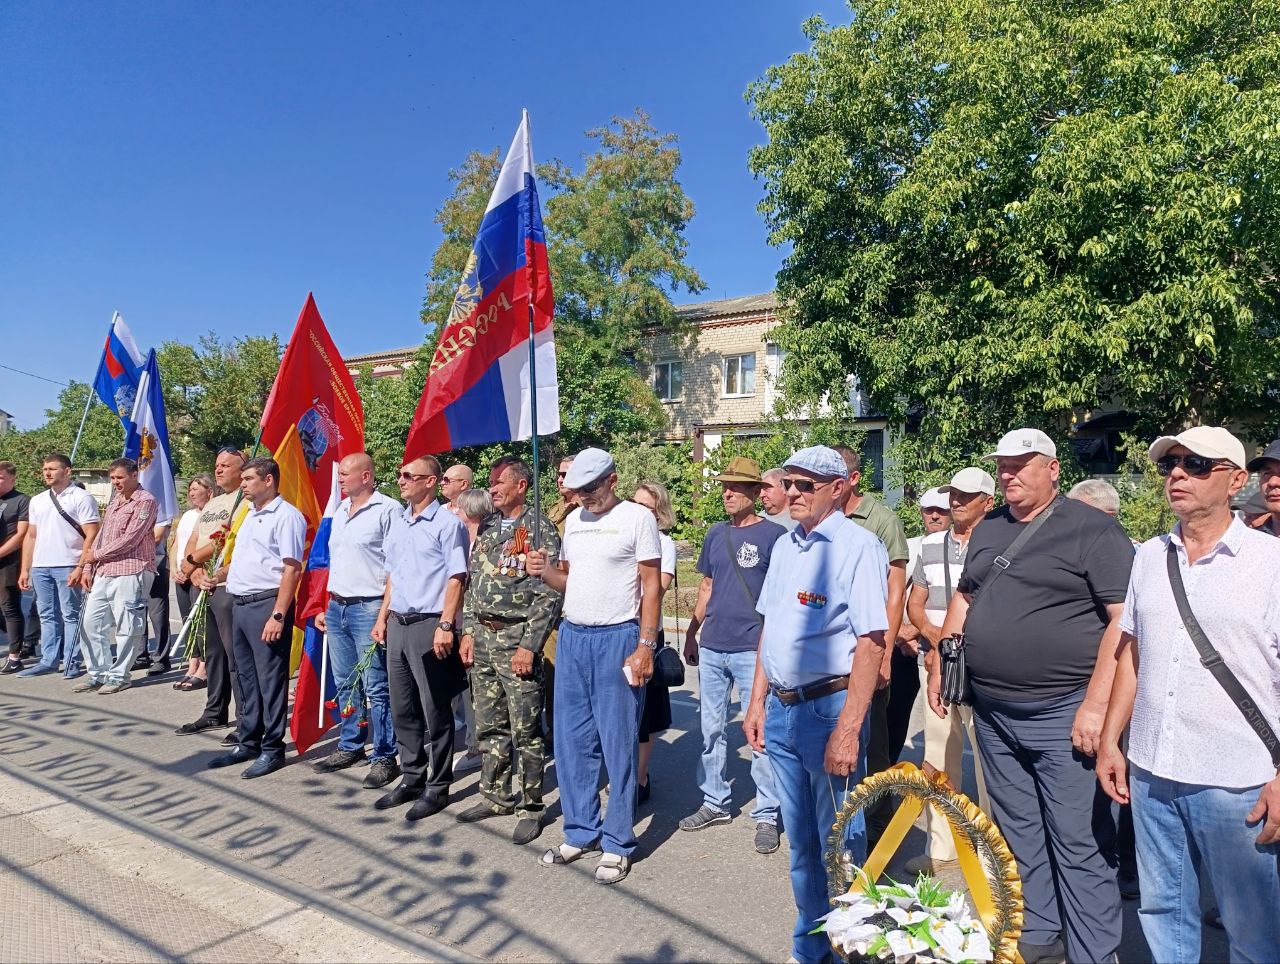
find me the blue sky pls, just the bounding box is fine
[0,1,848,429]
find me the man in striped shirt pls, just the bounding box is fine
[905,467,994,874]
[75,458,158,695]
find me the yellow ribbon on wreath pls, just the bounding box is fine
[826,761,1025,964]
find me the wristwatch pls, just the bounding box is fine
[638,636,658,651]
[439,620,455,633]
[271,611,284,623]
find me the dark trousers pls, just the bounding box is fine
[1,577,23,656]
[973,686,1122,963]
[387,615,465,799]
[885,648,920,763]
[175,581,196,624]
[230,596,291,759]
[146,553,170,660]
[864,686,893,842]
[199,588,238,724]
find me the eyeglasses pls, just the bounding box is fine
[398,471,431,481]
[442,475,467,485]
[782,477,834,495]
[556,471,568,478]
[1155,454,1229,478]
[922,506,950,514]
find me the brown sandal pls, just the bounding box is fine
[172,676,192,690]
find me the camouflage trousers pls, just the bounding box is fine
[470,627,545,816]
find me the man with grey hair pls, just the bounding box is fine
[1068,479,1121,516]
[759,468,796,529]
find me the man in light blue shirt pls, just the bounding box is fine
[313,452,401,789]
[372,455,470,822]
[744,446,888,964]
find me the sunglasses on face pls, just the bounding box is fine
[1155,454,1228,478]
[782,477,833,495]
[575,474,609,495]
[556,471,568,478]
[398,471,431,481]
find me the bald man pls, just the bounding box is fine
[441,464,473,520]
[313,453,402,788]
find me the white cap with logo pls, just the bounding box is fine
[1148,426,1247,469]
[985,428,1057,460]
[941,467,996,497]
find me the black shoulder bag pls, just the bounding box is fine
[1165,544,1280,768]
[654,547,686,687]
[47,489,86,539]
[939,496,1064,706]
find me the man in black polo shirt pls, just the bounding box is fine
[928,428,1133,964]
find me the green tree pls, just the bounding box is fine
[749,0,1280,481]
[0,382,124,491]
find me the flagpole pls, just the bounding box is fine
[71,312,120,463]
[527,304,542,549]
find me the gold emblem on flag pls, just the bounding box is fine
[136,428,158,470]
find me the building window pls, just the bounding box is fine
[722,353,756,397]
[654,360,683,401]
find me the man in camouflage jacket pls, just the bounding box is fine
[457,455,563,845]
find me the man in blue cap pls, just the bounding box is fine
[744,445,889,964]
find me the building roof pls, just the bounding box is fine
[345,347,419,365]
[675,292,777,322]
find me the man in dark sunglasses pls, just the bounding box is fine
[1245,438,1280,538]
[1097,426,1280,961]
[741,445,890,963]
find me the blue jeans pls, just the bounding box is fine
[765,689,869,964]
[1131,767,1280,963]
[326,599,396,760]
[553,619,644,857]
[697,647,779,825]
[32,566,83,675]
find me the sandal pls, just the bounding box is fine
[172,676,192,690]
[538,842,600,867]
[594,853,630,885]
[185,677,207,692]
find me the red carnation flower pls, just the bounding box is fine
[324,699,338,710]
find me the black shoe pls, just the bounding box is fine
[638,779,651,805]
[457,802,515,823]
[147,659,171,677]
[131,654,153,671]
[313,748,367,774]
[363,758,400,789]
[407,794,448,821]
[1204,907,1224,930]
[208,748,255,769]
[0,658,23,675]
[220,732,238,747]
[512,816,542,845]
[241,755,285,780]
[375,784,422,811]
[175,717,227,735]
[1017,938,1066,964]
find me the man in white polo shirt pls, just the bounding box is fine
[313,452,401,788]
[206,457,306,780]
[908,469,993,874]
[18,453,101,679]
[527,447,661,886]
[1097,426,1280,962]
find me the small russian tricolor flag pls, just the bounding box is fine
[404,111,558,458]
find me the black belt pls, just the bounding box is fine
[477,615,525,631]
[330,593,382,605]
[232,590,277,606]
[771,675,849,706]
[389,611,441,626]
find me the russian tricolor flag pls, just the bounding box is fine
[92,313,145,433]
[404,110,558,459]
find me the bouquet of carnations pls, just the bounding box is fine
[818,868,994,964]
[324,638,381,728]
[184,527,227,660]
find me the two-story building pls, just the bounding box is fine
[343,291,894,490]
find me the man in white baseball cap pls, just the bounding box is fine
[1147,425,1247,470]
[908,467,994,875]
[929,430,1134,963]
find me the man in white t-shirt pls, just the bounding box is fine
[527,447,661,886]
[18,453,101,678]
